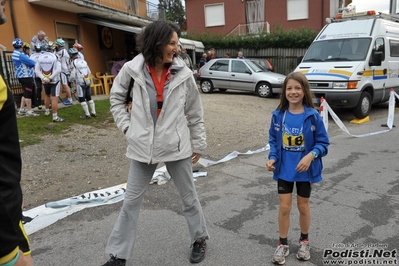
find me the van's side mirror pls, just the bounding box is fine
[370,51,382,66]
[297,56,304,66]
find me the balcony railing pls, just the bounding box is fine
[227,21,270,36]
[85,0,163,19]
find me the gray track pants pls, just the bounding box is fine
[105,157,209,259]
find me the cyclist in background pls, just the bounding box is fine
[68,48,96,119]
[35,42,65,122]
[11,38,39,117]
[73,42,85,60]
[55,38,74,105]
[30,43,45,109]
[22,42,30,56]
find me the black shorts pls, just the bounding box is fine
[18,220,31,255]
[277,179,312,198]
[43,82,59,97]
[18,78,35,99]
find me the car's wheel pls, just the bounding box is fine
[256,82,272,98]
[200,80,214,93]
[352,91,371,119]
[219,89,227,92]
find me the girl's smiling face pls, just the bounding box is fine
[285,78,304,105]
[158,31,179,65]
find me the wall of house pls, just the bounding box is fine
[266,1,329,32]
[185,0,331,35]
[0,1,13,51]
[185,0,247,35]
[0,0,143,79]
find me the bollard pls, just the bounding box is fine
[319,96,325,120]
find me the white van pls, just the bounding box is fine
[295,11,399,118]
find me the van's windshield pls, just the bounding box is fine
[303,38,371,62]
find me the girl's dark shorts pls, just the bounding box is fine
[277,179,312,198]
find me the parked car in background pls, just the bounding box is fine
[197,58,285,98]
[248,58,275,72]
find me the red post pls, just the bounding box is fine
[319,97,325,119]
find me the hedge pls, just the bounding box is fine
[185,25,318,50]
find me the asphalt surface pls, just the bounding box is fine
[27,104,399,266]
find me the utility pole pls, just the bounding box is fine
[390,0,398,14]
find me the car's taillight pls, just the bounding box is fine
[197,73,201,78]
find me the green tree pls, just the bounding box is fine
[158,0,186,28]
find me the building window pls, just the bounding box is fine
[126,0,138,11]
[287,0,308,21]
[329,0,338,18]
[204,3,225,27]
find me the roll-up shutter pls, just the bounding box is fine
[56,22,78,39]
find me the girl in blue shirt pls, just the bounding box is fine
[266,71,329,265]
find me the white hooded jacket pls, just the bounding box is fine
[110,54,206,164]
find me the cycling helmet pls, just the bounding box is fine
[34,43,42,52]
[23,42,30,49]
[12,38,23,49]
[73,43,83,51]
[68,48,79,57]
[46,41,55,52]
[55,38,65,47]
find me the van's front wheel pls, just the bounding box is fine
[352,91,371,119]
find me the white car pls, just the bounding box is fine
[197,58,286,98]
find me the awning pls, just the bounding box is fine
[192,40,205,52]
[179,37,205,52]
[79,16,143,34]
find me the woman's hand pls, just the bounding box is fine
[191,153,201,164]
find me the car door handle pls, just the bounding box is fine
[209,72,213,75]
[231,74,235,76]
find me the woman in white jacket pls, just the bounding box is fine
[103,20,209,266]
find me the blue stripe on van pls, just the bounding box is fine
[373,75,387,80]
[304,73,350,80]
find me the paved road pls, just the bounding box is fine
[28,98,399,266]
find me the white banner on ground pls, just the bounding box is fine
[23,145,269,235]
[198,144,270,167]
[24,167,208,235]
[24,183,127,235]
[320,90,397,137]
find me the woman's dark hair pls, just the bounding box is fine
[136,20,180,68]
[277,71,315,111]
